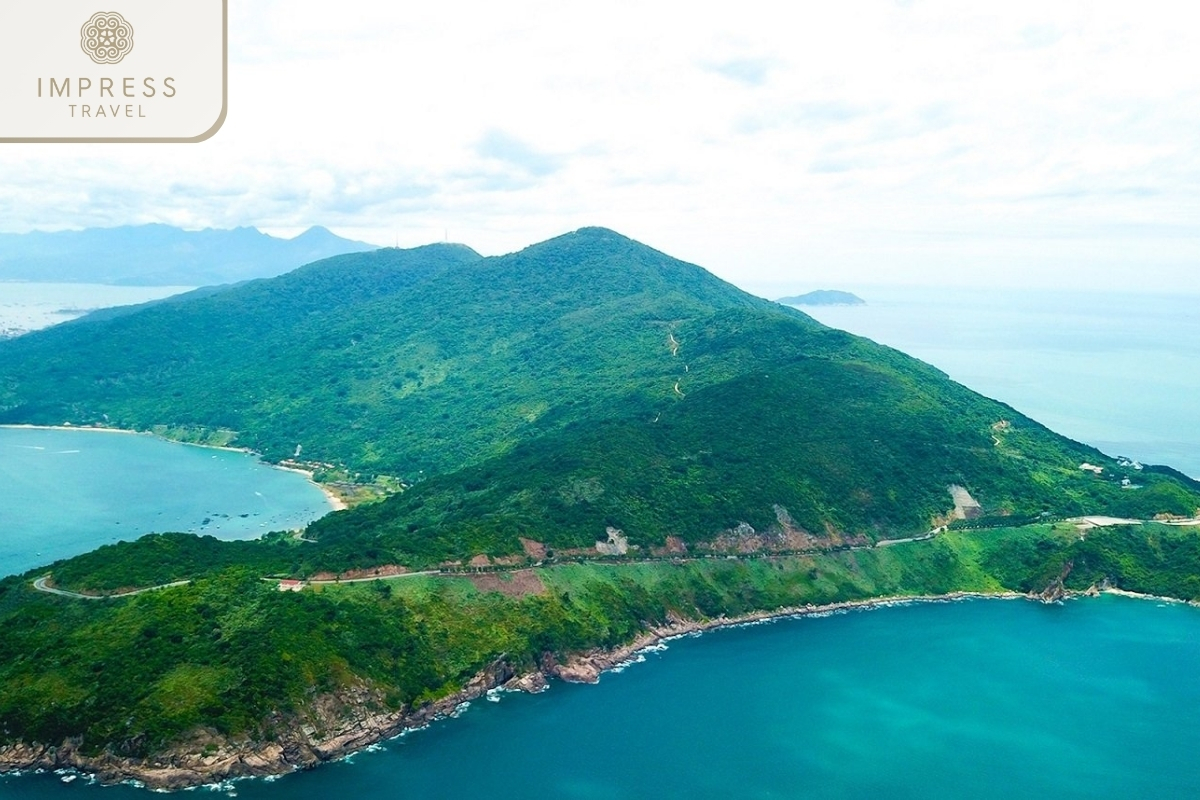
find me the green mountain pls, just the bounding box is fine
[1,228,1199,786]
[1,227,1192,556]
[0,228,816,476]
[777,289,865,306]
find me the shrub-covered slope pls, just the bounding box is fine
[307,357,1198,569]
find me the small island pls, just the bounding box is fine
[776,290,865,306]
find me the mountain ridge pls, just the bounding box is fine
[1,226,1194,560]
[0,228,814,475]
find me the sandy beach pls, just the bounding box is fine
[273,463,349,511]
[0,423,347,511]
[1101,586,1197,605]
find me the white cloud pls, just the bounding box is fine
[1,0,1199,292]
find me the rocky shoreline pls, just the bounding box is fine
[0,588,1103,791]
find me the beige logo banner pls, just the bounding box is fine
[0,0,226,143]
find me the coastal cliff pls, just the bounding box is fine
[0,657,522,790]
[0,588,1094,790]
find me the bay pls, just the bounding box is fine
[4,596,1199,798]
[797,286,1200,478]
[0,282,193,338]
[0,427,333,577]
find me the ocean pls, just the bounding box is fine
[797,286,1200,478]
[0,427,333,577]
[4,596,1199,798]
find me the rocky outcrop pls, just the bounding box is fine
[700,507,869,554]
[0,657,527,791]
[1037,560,1074,603]
[595,527,629,556]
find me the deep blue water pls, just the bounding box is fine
[4,596,1199,799]
[799,287,1200,478]
[0,427,333,577]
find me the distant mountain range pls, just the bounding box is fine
[777,290,865,306]
[0,224,379,286]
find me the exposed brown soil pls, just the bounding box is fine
[519,537,548,559]
[467,569,546,598]
[307,565,410,582]
[650,535,689,556]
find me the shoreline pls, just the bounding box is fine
[1100,586,1199,605]
[0,589,1033,791]
[272,463,348,511]
[0,423,347,512]
[545,590,1030,683]
[3,588,1195,790]
[0,423,141,436]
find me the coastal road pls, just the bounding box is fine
[875,530,942,548]
[32,575,191,600]
[275,570,441,587]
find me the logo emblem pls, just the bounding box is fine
[80,12,134,65]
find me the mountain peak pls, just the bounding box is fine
[292,225,336,241]
[570,226,628,239]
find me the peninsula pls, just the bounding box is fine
[0,228,1197,788]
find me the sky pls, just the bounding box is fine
[2,0,1199,295]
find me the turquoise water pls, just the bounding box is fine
[0,427,333,577]
[4,596,1199,798]
[800,287,1200,478]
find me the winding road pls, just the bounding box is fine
[32,575,191,600]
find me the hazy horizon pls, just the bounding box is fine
[2,1,1198,295]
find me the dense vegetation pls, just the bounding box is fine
[3,228,1195,555]
[0,229,783,476]
[2,523,1199,759]
[306,360,1199,569]
[2,227,1199,775]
